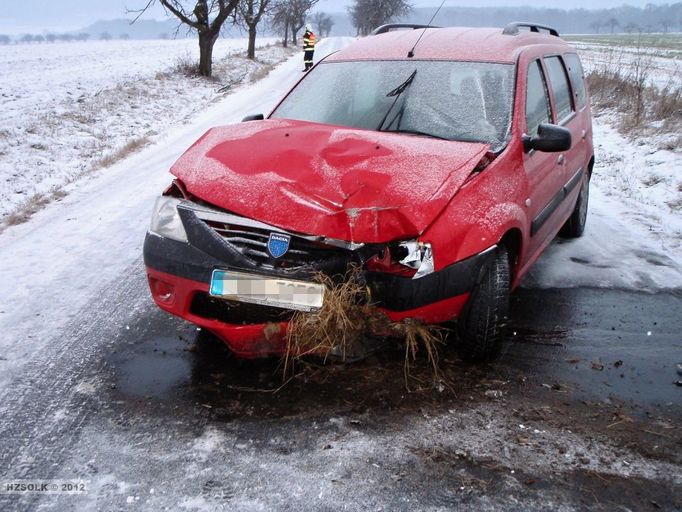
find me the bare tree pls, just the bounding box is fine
[75,33,90,42]
[238,0,272,60]
[660,20,674,33]
[132,0,241,77]
[589,20,602,34]
[120,33,131,40]
[33,34,45,43]
[270,1,291,47]
[605,17,619,34]
[269,0,318,46]
[0,35,9,45]
[100,32,113,41]
[311,11,333,37]
[349,0,411,37]
[45,33,57,43]
[623,22,640,34]
[21,34,34,44]
[289,0,318,45]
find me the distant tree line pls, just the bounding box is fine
[397,3,682,36]
[349,0,411,36]
[6,32,138,44]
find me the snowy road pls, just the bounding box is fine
[1,38,681,511]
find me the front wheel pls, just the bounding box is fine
[456,245,510,362]
[560,174,590,238]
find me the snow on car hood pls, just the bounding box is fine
[171,119,489,243]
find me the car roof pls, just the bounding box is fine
[326,27,575,64]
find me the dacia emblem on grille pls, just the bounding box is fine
[267,233,291,259]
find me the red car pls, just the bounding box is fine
[144,23,594,361]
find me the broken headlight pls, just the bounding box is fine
[150,196,188,243]
[397,240,434,280]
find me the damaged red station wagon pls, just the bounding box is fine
[143,22,594,361]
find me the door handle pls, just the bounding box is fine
[557,154,566,166]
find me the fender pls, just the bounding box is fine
[421,157,529,271]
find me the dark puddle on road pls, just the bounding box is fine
[107,316,495,421]
[114,347,191,399]
[505,287,682,417]
[107,287,682,423]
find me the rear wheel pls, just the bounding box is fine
[560,174,590,238]
[456,245,510,362]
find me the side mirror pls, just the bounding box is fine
[523,123,572,153]
[242,113,265,122]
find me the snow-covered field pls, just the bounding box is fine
[574,40,682,89]
[0,38,281,223]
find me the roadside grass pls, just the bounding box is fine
[3,187,67,230]
[585,44,682,147]
[641,174,666,187]
[93,136,150,169]
[666,198,682,210]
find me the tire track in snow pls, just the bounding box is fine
[0,259,149,511]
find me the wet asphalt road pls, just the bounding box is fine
[0,260,681,511]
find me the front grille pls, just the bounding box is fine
[190,292,294,324]
[202,219,353,274]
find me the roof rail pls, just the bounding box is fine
[371,23,440,36]
[502,22,560,37]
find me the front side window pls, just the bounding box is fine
[564,53,587,110]
[525,60,551,136]
[544,56,574,122]
[272,60,516,150]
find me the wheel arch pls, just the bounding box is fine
[499,228,523,282]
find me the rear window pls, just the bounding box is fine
[525,60,551,136]
[564,53,587,110]
[544,56,574,122]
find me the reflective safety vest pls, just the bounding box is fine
[303,31,316,51]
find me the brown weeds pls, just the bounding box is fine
[284,266,448,390]
[93,136,150,169]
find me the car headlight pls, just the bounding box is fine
[150,196,188,243]
[398,240,434,279]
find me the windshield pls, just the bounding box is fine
[272,60,516,149]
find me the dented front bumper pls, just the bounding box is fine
[143,213,495,356]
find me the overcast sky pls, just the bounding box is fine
[0,0,673,34]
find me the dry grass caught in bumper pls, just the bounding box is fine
[284,266,448,389]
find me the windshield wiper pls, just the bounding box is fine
[377,70,417,131]
[382,129,449,140]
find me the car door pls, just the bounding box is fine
[542,55,587,213]
[522,58,566,258]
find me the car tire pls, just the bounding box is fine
[559,174,590,238]
[456,245,510,362]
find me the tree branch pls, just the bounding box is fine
[126,0,155,24]
[159,0,203,30]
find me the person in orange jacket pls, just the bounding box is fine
[302,24,316,72]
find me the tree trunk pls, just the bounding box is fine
[198,30,218,77]
[291,28,298,46]
[247,25,257,60]
[283,21,289,48]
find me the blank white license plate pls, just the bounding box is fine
[209,269,325,312]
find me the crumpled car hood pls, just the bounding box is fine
[171,119,489,243]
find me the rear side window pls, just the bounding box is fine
[564,53,587,110]
[544,56,574,122]
[525,60,551,136]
